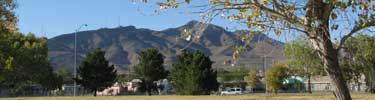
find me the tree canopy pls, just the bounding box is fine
[244,69,258,90]
[134,48,167,95]
[284,38,324,76]
[0,0,17,32]
[75,48,117,96]
[0,32,59,95]
[341,34,375,93]
[169,50,219,95]
[264,63,289,93]
[217,67,249,82]
[0,0,62,95]
[284,37,324,93]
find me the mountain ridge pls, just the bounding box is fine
[47,20,285,74]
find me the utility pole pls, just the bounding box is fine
[263,56,267,94]
[74,24,88,96]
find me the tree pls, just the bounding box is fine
[0,1,61,95]
[217,67,249,82]
[244,69,258,91]
[134,48,167,95]
[0,0,17,80]
[0,32,59,96]
[40,66,64,92]
[0,0,17,32]
[75,48,117,96]
[339,61,363,91]
[264,63,289,93]
[284,38,324,93]
[341,34,375,93]
[55,67,74,84]
[169,50,219,95]
[136,0,375,99]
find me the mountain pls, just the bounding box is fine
[47,20,285,74]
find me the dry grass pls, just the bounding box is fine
[1,93,374,100]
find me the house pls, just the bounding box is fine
[96,79,143,96]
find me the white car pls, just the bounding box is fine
[220,88,243,95]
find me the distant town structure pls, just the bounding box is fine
[307,76,366,92]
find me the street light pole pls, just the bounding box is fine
[263,56,267,94]
[74,24,88,96]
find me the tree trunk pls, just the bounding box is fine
[305,64,312,94]
[94,90,97,96]
[307,74,312,94]
[304,0,352,98]
[145,84,152,96]
[309,32,352,100]
[148,89,152,96]
[357,81,361,92]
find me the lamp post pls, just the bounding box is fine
[74,24,88,96]
[263,55,267,94]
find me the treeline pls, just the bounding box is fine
[284,35,375,93]
[74,48,219,96]
[134,49,219,95]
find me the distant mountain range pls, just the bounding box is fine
[47,20,285,74]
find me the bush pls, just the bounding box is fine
[244,69,258,90]
[265,63,289,93]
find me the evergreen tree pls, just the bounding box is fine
[170,50,218,95]
[75,48,117,96]
[134,48,167,95]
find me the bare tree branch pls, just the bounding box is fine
[337,20,375,50]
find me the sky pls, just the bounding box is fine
[14,0,375,43]
[16,0,341,42]
[15,0,223,38]
[16,0,292,40]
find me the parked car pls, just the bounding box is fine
[220,88,243,95]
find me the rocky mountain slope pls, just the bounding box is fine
[47,21,285,74]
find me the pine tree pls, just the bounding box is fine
[134,48,167,95]
[75,48,117,96]
[170,50,218,95]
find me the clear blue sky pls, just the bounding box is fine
[15,0,309,42]
[15,0,373,42]
[16,0,230,38]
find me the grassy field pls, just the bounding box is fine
[1,93,375,100]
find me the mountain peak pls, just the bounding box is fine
[121,25,136,30]
[187,20,200,24]
[185,20,207,27]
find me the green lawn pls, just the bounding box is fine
[2,93,375,100]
